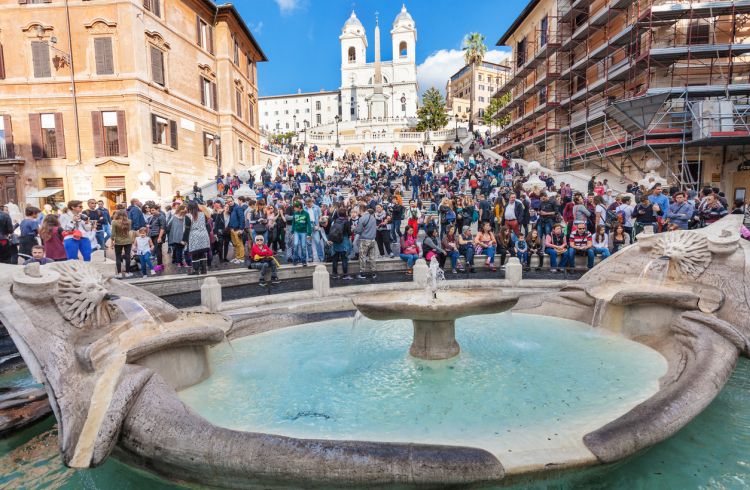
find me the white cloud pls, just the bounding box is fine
[251,21,264,35]
[417,49,510,97]
[275,0,300,14]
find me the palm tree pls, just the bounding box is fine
[463,32,487,133]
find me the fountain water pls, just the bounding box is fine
[427,257,446,300]
[638,256,670,285]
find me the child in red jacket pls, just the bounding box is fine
[249,235,279,286]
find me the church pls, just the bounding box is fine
[259,5,419,133]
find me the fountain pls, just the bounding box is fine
[353,258,519,360]
[0,217,748,489]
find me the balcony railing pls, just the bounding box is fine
[42,140,58,159]
[104,140,120,157]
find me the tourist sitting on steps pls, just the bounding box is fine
[544,223,569,273]
[567,222,595,272]
[399,225,420,275]
[249,235,279,287]
[457,225,476,273]
[474,221,497,272]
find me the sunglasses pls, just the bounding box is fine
[255,239,264,242]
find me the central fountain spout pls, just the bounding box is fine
[353,260,519,360]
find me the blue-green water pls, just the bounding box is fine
[1,317,748,489]
[179,314,667,459]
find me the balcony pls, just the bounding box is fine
[104,140,120,157]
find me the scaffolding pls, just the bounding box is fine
[493,0,750,188]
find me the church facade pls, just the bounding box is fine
[259,5,419,133]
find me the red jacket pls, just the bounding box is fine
[251,243,274,261]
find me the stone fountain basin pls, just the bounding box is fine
[352,289,519,321]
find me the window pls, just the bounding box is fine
[203,132,216,158]
[316,114,321,124]
[94,37,114,75]
[399,41,407,58]
[238,139,244,161]
[401,102,406,112]
[246,55,253,79]
[539,85,547,105]
[200,76,217,110]
[516,37,527,67]
[305,108,310,113]
[315,100,321,111]
[151,114,177,149]
[348,46,356,63]
[196,17,214,54]
[478,74,483,81]
[573,129,585,146]
[574,74,586,92]
[284,110,289,115]
[0,115,13,159]
[478,84,485,91]
[235,89,242,118]
[295,109,299,114]
[478,96,485,102]
[143,0,161,17]
[150,46,165,86]
[286,122,289,129]
[31,41,51,78]
[30,113,65,159]
[540,16,548,47]
[688,21,710,45]
[92,110,128,157]
[233,37,240,65]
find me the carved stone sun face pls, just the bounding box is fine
[652,231,711,279]
[51,261,113,328]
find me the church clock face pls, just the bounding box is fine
[400,96,406,104]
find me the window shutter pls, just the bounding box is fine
[203,132,208,157]
[117,110,128,156]
[91,111,104,157]
[0,43,5,80]
[200,76,205,106]
[196,16,202,46]
[29,114,42,158]
[31,41,51,78]
[151,47,164,86]
[3,115,13,159]
[212,82,218,110]
[169,120,178,150]
[18,0,28,4]
[151,114,158,144]
[208,25,214,55]
[94,38,114,75]
[54,112,66,158]
[153,0,160,17]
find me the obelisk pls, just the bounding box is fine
[367,12,388,119]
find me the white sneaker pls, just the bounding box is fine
[126,273,134,278]
[150,270,157,276]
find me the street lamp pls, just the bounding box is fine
[334,115,341,148]
[303,119,309,147]
[454,115,460,143]
[215,134,222,178]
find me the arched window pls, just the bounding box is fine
[399,41,407,58]
[348,46,356,63]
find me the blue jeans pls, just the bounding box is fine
[293,232,308,264]
[517,251,529,266]
[545,247,569,268]
[64,238,92,261]
[390,220,402,242]
[399,253,419,268]
[459,245,475,266]
[95,230,106,250]
[567,248,595,268]
[481,245,496,264]
[447,250,460,269]
[307,229,324,262]
[538,220,553,238]
[139,251,154,275]
[593,247,610,261]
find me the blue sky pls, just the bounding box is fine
[236,0,527,97]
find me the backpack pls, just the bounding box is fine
[328,219,345,244]
[606,208,620,228]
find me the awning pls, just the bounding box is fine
[26,188,64,199]
[96,187,125,192]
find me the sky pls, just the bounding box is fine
[235,0,529,98]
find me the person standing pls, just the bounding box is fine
[18,206,41,258]
[111,210,134,278]
[667,191,695,230]
[147,206,166,271]
[291,201,312,266]
[127,198,146,231]
[60,200,92,261]
[83,199,107,250]
[182,201,211,275]
[355,207,378,279]
[226,196,246,264]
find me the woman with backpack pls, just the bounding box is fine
[182,201,212,275]
[327,206,352,280]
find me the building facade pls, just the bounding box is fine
[493,0,750,200]
[259,90,341,133]
[0,0,266,209]
[258,5,419,135]
[446,61,511,123]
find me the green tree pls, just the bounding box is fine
[463,32,487,132]
[416,88,449,132]
[482,92,512,130]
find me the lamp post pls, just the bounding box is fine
[454,115,460,143]
[334,115,341,148]
[304,119,309,148]
[215,134,222,178]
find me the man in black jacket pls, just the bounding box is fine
[0,208,15,264]
[501,193,525,237]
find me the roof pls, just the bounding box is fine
[496,0,541,46]
[198,1,268,61]
[449,61,511,82]
[393,4,414,27]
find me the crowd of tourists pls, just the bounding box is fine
[1,140,749,285]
